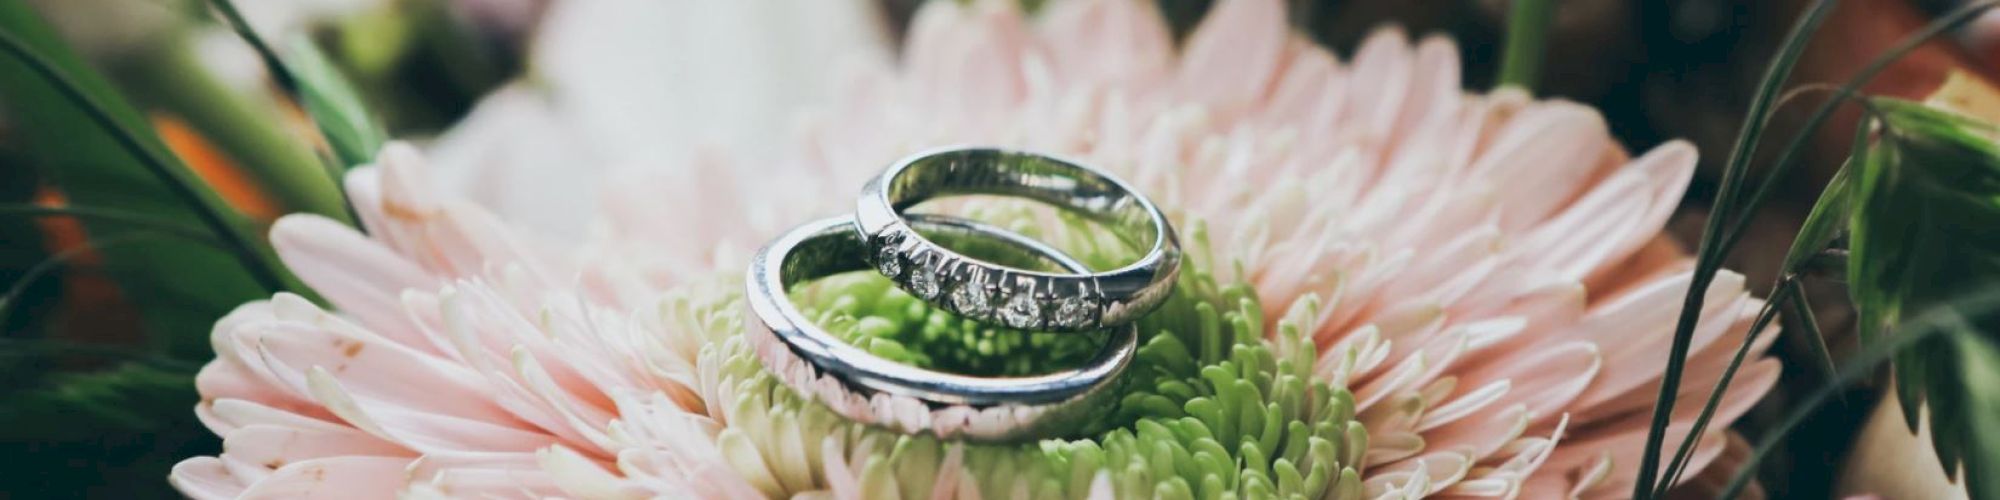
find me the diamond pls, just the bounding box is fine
[1051,296,1096,329]
[1000,291,1042,329]
[908,255,942,299]
[950,276,993,318]
[874,236,903,278]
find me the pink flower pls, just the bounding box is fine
[172,0,1777,498]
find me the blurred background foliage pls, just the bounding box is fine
[0,0,1997,497]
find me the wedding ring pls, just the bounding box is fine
[746,215,1136,441]
[854,147,1181,331]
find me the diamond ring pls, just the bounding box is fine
[745,215,1136,441]
[853,147,1181,331]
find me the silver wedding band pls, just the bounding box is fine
[853,147,1182,331]
[746,215,1135,441]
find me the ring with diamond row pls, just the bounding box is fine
[746,215,1136,441]
[854,147,1181,332]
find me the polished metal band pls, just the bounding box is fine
[745,215,1135,441]
[853,147,1181,331]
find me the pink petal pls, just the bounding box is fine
[250,313,514,424]
[1391,36,1463,138]
[170,457,248,500]
[1176,0,1287,117]
[233,456,415,499]
[1469,102,1615,230]
[904,0,1033,128]
[1540,360,1779,491]
[408,451,566,497]
[1586,235,1694,297]
[1575,314,1776,422]
[270,215,437,347]
[1343,28,1415,150]
[1571,275,1752,411]
[198,398,352,437]
[1593,141,1698,282]
[1258,41,1345,133]
[1037,0,1173,89]
[298,366,558,454]
[1421,402,1530,460]
[219,423,411,472]
[1456,340,1601,427]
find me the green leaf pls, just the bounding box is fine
[284,35,387,169]
[0,0,295,359]
[1953,334,2000,500]
[1848,97,2000,498]
[1850,99,2000,340]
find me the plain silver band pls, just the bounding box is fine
[746,215,1135,441]
[854,147,1182,331]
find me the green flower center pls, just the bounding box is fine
[791,272,1110,377]
[701,215,1371,499]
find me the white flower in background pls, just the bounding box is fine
[424,0,890,236]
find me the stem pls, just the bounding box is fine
[1497,0,1557,91]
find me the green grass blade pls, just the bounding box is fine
[1784,280,1843,401]
[0,204,222,244]
[1632,1,1840,496]
[1717,0,2000,257]
[1656,122,1862,495]
[0,0,301,357]
[1654,281,1791,496]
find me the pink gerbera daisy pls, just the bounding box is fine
[172,0,1776,498]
